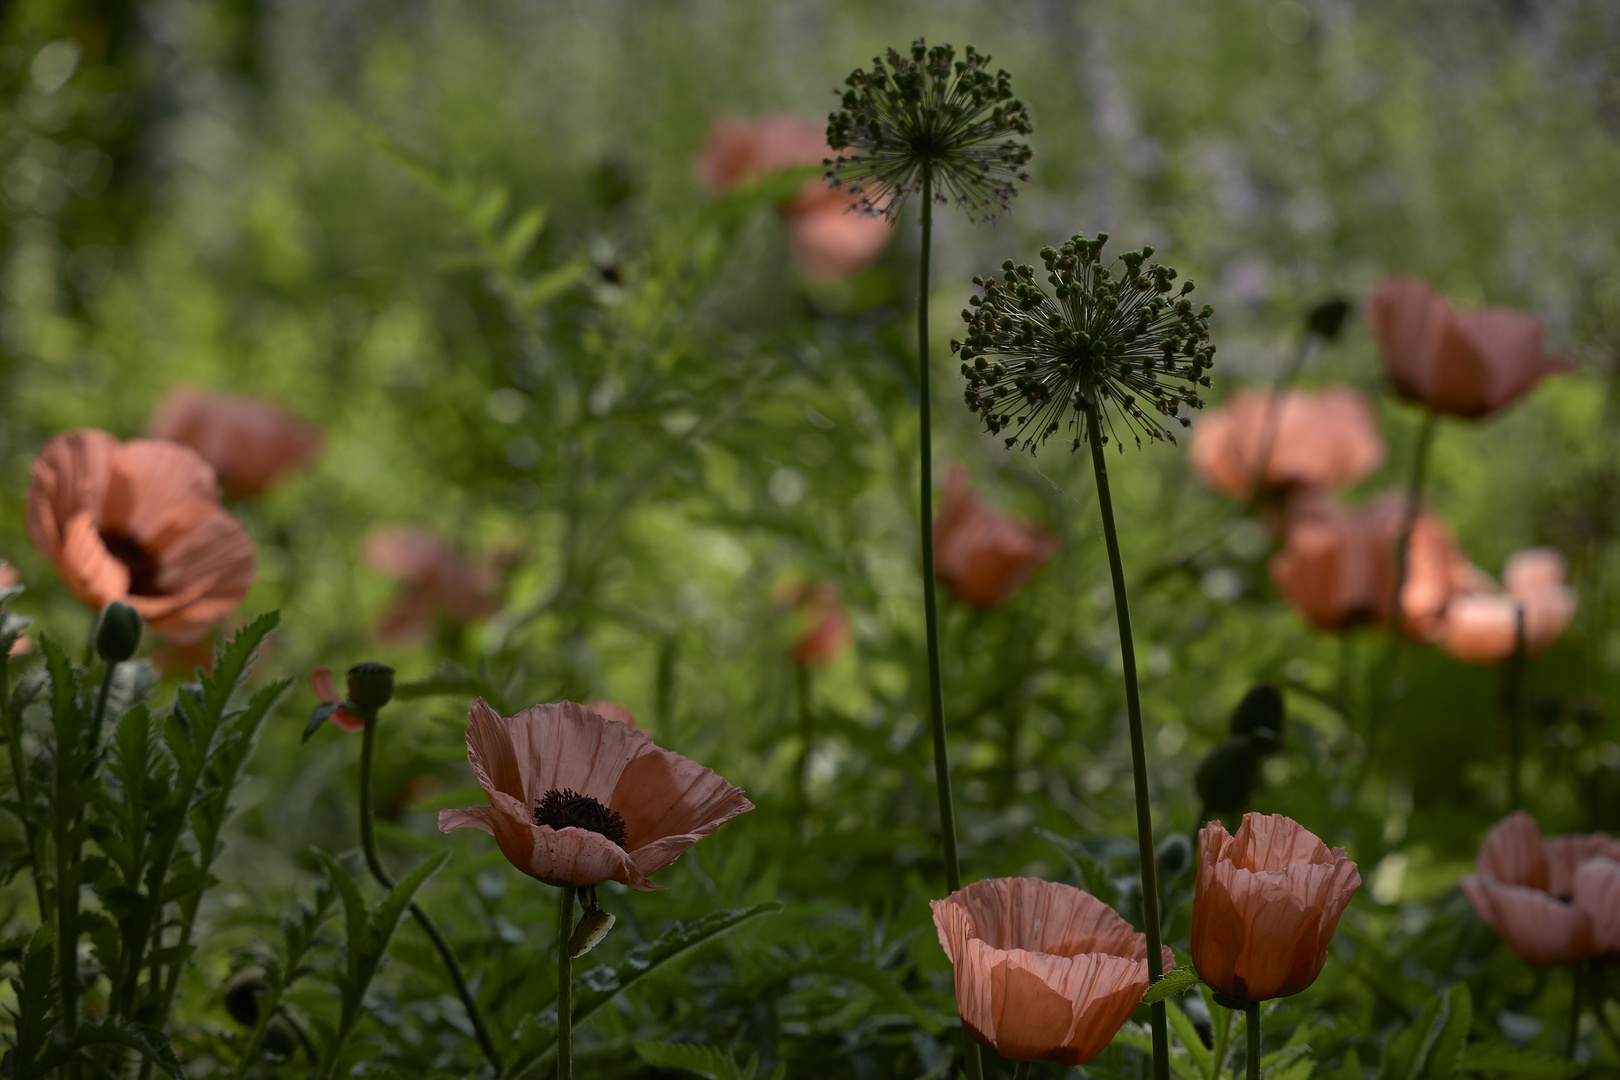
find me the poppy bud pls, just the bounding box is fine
[568,908,616,958]
[1196,736,1259,818]
[345,662,395,715]
[1229,683,1284,752]
[95,602,142,663]
[1304,297,1350,341]
[223,969,266,1028]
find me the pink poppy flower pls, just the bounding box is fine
[439,700,753,891]
[1437,547,1577,664]
[1189,387,1384,501]
[363,528,500,641]
[933,465,1059,608]
[777,580,850,667]
[147,385,322,498]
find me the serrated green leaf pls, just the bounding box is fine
[1144,965,1202,1004]
[1164,998,1211,1077]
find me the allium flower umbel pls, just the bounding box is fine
[440,700,753,890]
[932,878,1175,1065]
[825,41,1031,222]
[958,235,1214,455]
[1192,813,1361,1003]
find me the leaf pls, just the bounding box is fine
[1144,965,1202,1004]
[49,1019,187,1079]
[497,207,547,267]
[1163,999,1211,1079]
[635,1042,783,1080]
[303,701,339,742]
[1456,1043,1584,1078]
[1381,992,1444,1080]
[1422,984,1470,1080]
[519,255,588,310]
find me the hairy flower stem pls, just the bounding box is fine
[558,886,577,1080]
[916,168,982,1080]
[359,713,503,1073]
[1084,402,1169,1080]
[1245,1001,1262,1080]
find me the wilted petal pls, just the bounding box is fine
[1461,877,1593,965]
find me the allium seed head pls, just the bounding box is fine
[825,40,1032,223]
[955,233,1216,455]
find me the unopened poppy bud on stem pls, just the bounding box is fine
[95,601,142,663]
[345,661,395,715]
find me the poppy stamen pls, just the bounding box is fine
[99,528,162,595]
[533,788,628,849]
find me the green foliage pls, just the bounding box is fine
[635,1041,786,1080]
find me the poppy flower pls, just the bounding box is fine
[697,115,892,280]
[1460,811,1620,966]
[930,877,1174,1065]
[439,700,753,891]
[147,386,322,498]
[1191,813,1361,1002]
[1436,548,1577,665]
[362,528,500,641]
[27,430,257,645]
[311,667,365,733]
[586,700,642,731]
[778,580,850,667]
[933,465,1059,608]
[1368,278,1570,419]
[1267,494,1468,636]
[1188,387,1384,501]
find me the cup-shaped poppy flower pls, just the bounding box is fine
[1191,813,1361,1002]
[933,465,1059,608]
[1368,277,1570,419]
[439,700,753,891]
[931,878,1175,1065]
[1268,494,1468,636]
[363,528,500,641]
[1189,387,1384,501]
[777,580,851,667]
[698,115,892,280]
[147,386,322,498]
[1437,548,1577,665]
[1460,811,1620,965]
[27,430,257,645]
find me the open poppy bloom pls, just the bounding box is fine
[697,115,892,280]
[311,667,365,732]
[1188,387,1384,501]
[363,528,500,641]
[1368,277,1570,419]
[1192,813,1361,1002]
[778,580,851,667]
[439,700,753,890]
[931,877,1174,1065]
[933,465,1059,608]
[1268,494,1468,637]
[1460,811,1620,965]
[147,385,322,498]
[1436,548,1576,665]
[27,430,257,645]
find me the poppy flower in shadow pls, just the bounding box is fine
[698,115,892,280]
[27,430,257,645]
[148,386,322,498]
[1189,387,1384,501]
[1460,811,1620,965]
[777,579,851,667]
[933,465,1059,608]
[930,877,1174,1065]
[1437,547,1576,665]
[311,667,364,733]
[1368,277,1570,419]
[363,528,500,641]
[1191,813,1360,1003]
[438,700,753,890]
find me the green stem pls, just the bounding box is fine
[89,660,115,763]
[1505,607,1526,811]
[1011,1062,1032,1080]
[793,664,813,824]
[1083,403,1169,1080]
[1242,330,1317,516]
[557,885,576,1080]
[359,713,503,1073]
[1376,410,1439,733]
[1245,1001,1261,1080]
[1568,961,1582,1061]
[915,169,981,1080]
[1210,1000,1233,1080]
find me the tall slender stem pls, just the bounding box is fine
[1377,411,1440,721]
[1505,607,1526,811]
[359,714,503,1072]
[1083,403,1169,1080]
[89,660,116,763]
[557,885,577,1080]
[1242,331,1317,516]
[1245,1001,1261,1080]
[1568,961,1583,1061]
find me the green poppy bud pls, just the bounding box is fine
[345,662,395,715]
[1196,736,1259,817]
[95,601,142,664]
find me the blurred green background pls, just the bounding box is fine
[2,0,1619,1075]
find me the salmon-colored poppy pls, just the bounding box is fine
[697,115,892,280]
[1460,811,1620,966]
[931,877,1175,1066]
[1368,278,1570,419]
[586,700,642,731]
[147,386,322,498]
[933,465,1059,609]
[363,528,500,641]
[1268,494,1468,636]
[27,430,257,645]
[1191,813,1361,1002]
[1436,548,1577,665]
[1188,387,1384,500]
[439,699,753,891]
[778,580,850,667]
[311,667,365,733]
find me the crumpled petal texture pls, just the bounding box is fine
[439,699,753,890]
[1192,814,1360,1002]
[930,877,1166,1065]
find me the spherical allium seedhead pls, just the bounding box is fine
[825,40,1032,223]
[955,233,1216,455]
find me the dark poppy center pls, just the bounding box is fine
[99,528,162,596]
[533,788,628,849]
